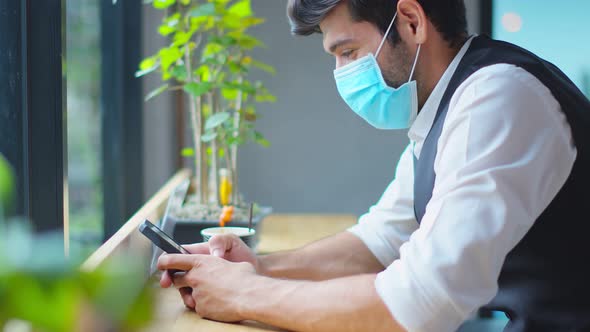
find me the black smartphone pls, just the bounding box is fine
[139,219,190,254]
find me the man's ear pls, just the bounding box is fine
[396,0,428,45]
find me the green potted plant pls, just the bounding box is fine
[0,154,154,332]
[137,0,275,244]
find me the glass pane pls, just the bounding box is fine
[493,0,590,97]
[66,0,103,255]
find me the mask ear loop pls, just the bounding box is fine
[408,44,422,82]
[375,12,398,58]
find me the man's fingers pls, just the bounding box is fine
[208,234,238,258]
[179,287,195,309]
[157,253,198,271]
[160,270,173,288]
[172,273,191,288]
[183,242,211,255]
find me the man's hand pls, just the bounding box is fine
[159,234,259,309]
[157,253,258,322]
[158,251,405,332]
[207,234,259,268]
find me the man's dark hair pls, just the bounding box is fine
[287,0,467,48]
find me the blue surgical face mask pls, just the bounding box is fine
[334,12,422,130]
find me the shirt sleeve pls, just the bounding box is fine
[348,143,419,267]
[375,65,577,332]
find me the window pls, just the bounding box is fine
[493,0,590,97]
[0,0,146,256]
[67,0,104,253]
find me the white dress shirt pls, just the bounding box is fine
[348,36,577,332]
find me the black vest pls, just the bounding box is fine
[414,36,590,332]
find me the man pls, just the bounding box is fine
[158,0,590,331]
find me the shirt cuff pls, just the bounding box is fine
[347,225,398,267]
[374,259,468,332]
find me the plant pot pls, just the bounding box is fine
[149,179,271,271]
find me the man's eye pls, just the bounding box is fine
[341,50,354,58]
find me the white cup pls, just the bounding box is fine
[200,227,257,248]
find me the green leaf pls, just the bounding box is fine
[173,30,193,47]
[0,154,15,215]
[254,131,271,147]
[153,0,176,9]
[203,42,224,58]
[210,35,237,47]
[251,59,276,75]
[201,54,227,68]
[189,3,216,18]
[237,35,263,49]
[164,13,181,26]
[241,17,265,28]
[205,112,231,130]
[221,88,238,100]
[219,13,244,29]
[228,0,252,18]
[222,81,256,94]
[255,93,277,103]
[158,24,175,36]
[195,65,211,82]
[201,131,218,142]
[145,84,169,101]
[226,134,245,146]
[228,61,245,74]
[136,57,159,77]
[243,106,257,121]
[158,47,182,73]
[159,13,180,36]
[227,31,263,49]
[179,0,190,4]
[170,65,187,81]
[181,148,194,157]
[184,82,213,97]
[135,67,158,78]
[139,57,157,71]
[255,86,277,103]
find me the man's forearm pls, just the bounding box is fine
[257,231,384,280]
[239,273,406,332]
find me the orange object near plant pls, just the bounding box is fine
[219,205,234,227]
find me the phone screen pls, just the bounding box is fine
[139,220,190,254]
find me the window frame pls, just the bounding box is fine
[0,0,67,239]
[100,0,145,241]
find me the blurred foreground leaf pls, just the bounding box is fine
[0,154,15,217]
[0,223,154,331]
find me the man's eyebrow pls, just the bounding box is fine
[328,38,355,54]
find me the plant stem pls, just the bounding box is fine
[200,97,209,204]
[184,39,203,204]
[231,75,244,205]
[210,91,219,206]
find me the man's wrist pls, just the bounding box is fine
[235,273,275,321]
[256,254,272,276]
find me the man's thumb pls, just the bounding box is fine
[209,234,233,258]
[212,248,224,257]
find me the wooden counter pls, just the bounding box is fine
[142,214,357,332]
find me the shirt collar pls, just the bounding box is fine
[409,35,475,158]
